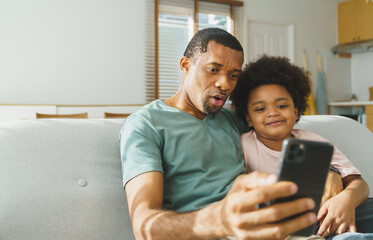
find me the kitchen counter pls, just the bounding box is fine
[329,101,373,107]
[328,101,373,132]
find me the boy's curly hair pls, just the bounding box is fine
[230,55,311,122]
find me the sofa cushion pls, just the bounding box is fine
[296,115,373,196]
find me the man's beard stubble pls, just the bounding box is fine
[203,100,223,115]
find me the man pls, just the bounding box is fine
[120,28,326,239]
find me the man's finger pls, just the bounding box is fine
[245,212,317,240]
[230,172,277,192]
[236,181,298,210]
[238,198,315,227]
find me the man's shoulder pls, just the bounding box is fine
[292,129,328,142]
[133,99,168,114]
[128,100,173,121]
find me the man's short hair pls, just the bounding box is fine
[183,28,243,59]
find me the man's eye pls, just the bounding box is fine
[230,74,239,80]
[208,68,218,73]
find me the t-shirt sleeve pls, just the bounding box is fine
[294,129,361,178]
[119,114,164,188]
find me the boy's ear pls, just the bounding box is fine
[180,56,191,73]
[294,108,299,120]
[245,114,253,127]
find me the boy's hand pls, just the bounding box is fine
[317,193,356,238]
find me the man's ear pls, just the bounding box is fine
[245,114,253,127]
[180,56,191,73]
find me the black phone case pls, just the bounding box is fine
[273,138,334,237]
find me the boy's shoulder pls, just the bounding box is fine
[292,129,329,142]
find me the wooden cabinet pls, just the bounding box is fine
[338,0,373,44]
[366,105,373,133]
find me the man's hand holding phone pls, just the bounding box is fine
[219,172,317,240]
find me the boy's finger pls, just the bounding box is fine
[321,224,334,239]
[317,204,328,220]
[317,215,333,236]
[336,223,347,234]
[328,220,340,237]
[348,224,357,233]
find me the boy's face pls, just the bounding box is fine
[246,84,298,142]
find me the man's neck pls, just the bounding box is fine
[164,91,207,121]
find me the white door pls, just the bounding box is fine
[246,21,294,63]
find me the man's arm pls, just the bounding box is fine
[126,171,317,240]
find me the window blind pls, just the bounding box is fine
[145,0,243,102]
[145,0,156,101]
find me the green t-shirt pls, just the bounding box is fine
[120,100,247,212]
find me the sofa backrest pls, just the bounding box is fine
[296,115,373,195]
[0,119,135,240]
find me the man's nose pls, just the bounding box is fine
[215,74,230,91]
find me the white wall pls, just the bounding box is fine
[0,0,147,105]
[351,52,373,101]
[325,56,351,102]
[0,0,346,105]
[242,0,341,91]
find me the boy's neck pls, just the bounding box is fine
[256,132,293,151]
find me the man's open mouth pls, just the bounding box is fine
[211,94,227,107]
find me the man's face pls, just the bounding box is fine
[182,41,243,116]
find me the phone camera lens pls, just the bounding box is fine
[296,149,305,157]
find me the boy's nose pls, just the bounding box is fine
[267,107,280,117]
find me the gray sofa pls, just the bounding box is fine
[0,115,372,240]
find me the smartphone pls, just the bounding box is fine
[272,138,334,237]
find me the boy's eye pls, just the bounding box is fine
[254,107,266,112]
[277,104,289,109]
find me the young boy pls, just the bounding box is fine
[230,55,370,238]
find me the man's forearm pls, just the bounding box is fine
[128,172,318,240]
[132,202,227,240]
